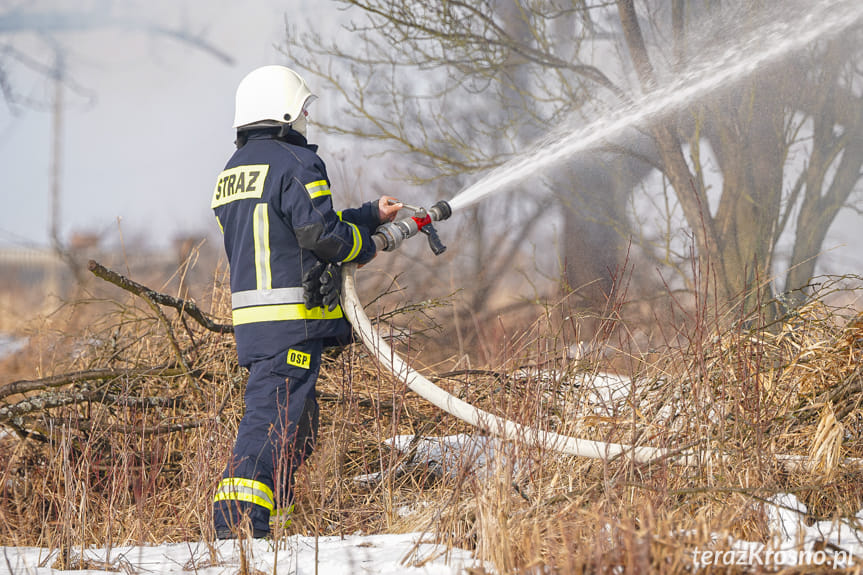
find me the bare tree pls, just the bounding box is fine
[285,0,619,313]
[284,0,862,315]
[617,0,863,307]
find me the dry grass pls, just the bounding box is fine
[1,260,862,573]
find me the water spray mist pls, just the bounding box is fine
[447,0,863,214]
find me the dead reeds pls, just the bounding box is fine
[0,259,861,573]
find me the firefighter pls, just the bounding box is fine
[211,65,402,538]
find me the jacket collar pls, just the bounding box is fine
[244,127,318,152]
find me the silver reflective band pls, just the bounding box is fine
[253,203,271,290]
[231,287,306,309]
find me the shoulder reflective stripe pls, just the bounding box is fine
[305,179,331,199]
[342,221,362,263]
[232,303,344,326]
[252,203,272,290]
[212,165,269,208]
[231,287,305,309]
[336,211,344,220]
[214,477,275,511]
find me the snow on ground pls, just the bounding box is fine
[2,492,861,573]
[385,433,519,477]
[0,532,482,574]
[362,433,863,571]
[715,493,863,569]
[5,371,863,572]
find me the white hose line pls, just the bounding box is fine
[342,264,863,474]
[341,263,693,465]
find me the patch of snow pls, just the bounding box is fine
[513,369,636,411]
[761,493,862,564]
[354,434,526,488]
[581,372,634,405]
[697,494,863,569]
[0,532,482,574]
[387,433,523,478]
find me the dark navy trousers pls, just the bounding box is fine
[213,340,321,535]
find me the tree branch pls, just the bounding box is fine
[88,260,233,334]
[0,388,184,424]
[0,365,191,401]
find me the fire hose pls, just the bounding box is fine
[341,200,681,465]
[341,262,681,464]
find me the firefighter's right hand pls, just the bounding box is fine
[378,196,403,223]
[302,261,327,309]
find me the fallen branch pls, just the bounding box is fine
[0,383,186,423]
[0,365,189,401]
[0,390,87,422]
[67,419,205,437]
[88,260,233,334]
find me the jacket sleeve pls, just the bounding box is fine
[281,160,376,265]
[339,201,382,230]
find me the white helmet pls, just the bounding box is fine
[233,65,316,130]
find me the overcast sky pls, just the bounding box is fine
[0,1,859,277]
[0,0,316,250]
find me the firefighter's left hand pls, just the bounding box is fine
[378,196,403,223]
[302,261,327,309]
[320,263,342,311]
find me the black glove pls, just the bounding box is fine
[320,263,342,312]
[302,261,326,309]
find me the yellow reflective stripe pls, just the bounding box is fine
[214,478,275,511]
[232,303,344,326]
[217,477,275,501]
[214,491,274,511]
[305,180,331,199]
[215,215,224,234]
[342,222,362,263]
[253,203,272,290]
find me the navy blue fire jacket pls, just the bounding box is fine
[212,129,379,366]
